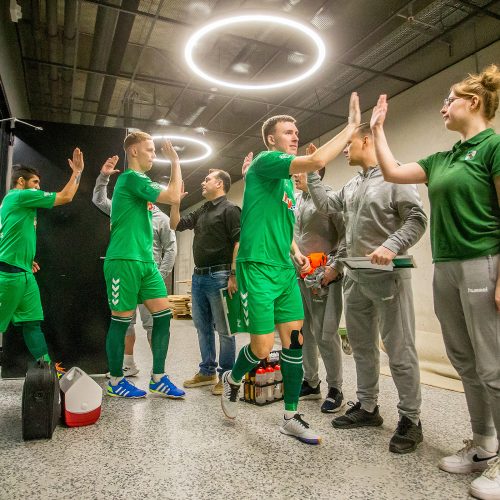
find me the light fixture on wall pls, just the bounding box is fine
[184,14,326,90]
[152,135,212,164]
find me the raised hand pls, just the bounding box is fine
[68,147,84,173]
[100,155,120,177]
[179,181,188,202]
[242,152,253,178]
[306,143,317,155]
[348,92,361,127]
[370,94,388,130]
[161,140,180,163]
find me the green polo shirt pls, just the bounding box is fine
[418,128,500,262]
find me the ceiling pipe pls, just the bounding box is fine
[46,0,61,120]
[62,0,78,121]
[94,0,140,127]
[80,3,119,125]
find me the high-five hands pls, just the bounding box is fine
[161,140,180,163]
[68,148,84,173]
[100,155,120,177]
[370,94,388,130]
[242,152,253,178]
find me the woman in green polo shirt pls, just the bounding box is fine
[370,64,500,500]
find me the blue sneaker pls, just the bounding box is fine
[107,378,147,398]
[149,375,185,399]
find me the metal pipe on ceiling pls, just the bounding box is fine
[47,0,60,119]
[62,0,78,121]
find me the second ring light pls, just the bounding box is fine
[152,135,212,164]
[184,14,326,91]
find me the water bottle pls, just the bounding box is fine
[273,364,283,399]
[266,366,275,402]
[255,368,266,404]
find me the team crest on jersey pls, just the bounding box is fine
[282,192,295,211]
[147,201,154,211]
[464,150,477,160]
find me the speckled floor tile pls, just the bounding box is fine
[0,320,479,499]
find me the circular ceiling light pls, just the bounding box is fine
[152,135,212,164]
[184,14,326,90]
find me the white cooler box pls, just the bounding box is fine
[59,367,102,427]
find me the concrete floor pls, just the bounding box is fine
[0,319,479,500]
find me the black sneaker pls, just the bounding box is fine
[321,387,344,413]
[389,415,423,454]
[299,380,321,400]
[332,401,384,429]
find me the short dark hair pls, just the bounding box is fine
[209,169,231,193]
[261,115,296,148]
[354,122,372,139]
[11,164,40,188]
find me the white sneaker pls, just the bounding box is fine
[470,457,500,500]
[279,413,321,445]
[220,371,240,419]
[105,365,140,378]
[439,439,497,474]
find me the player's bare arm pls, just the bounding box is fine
[54,147,85,206]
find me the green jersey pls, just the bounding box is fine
[0,188,56,272]
[418,128,500,262]
[237,150,296,268]
[105,169,162,262]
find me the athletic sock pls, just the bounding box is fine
[110,376,124,386]
[106,315,133,377]
[230,344,260,384]
[473,433,499,454]
[152,373,164,383]
[124,354,135,367]
[151,309,172,375]
[284,410,296,419]
[21,321,50,360]
[281,347,304,413]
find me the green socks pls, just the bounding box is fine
[21,321,50,360]
[106,315,133,377]
[281,347,304,412]
[230,344,260,384]
[151,309,172,375]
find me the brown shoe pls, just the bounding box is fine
[183,372,217,388]
[211,379,223,395]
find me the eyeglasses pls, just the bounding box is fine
[443,96,462,107]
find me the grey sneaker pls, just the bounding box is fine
[279,413,321,445]
[221,371,240,419]
[332,401,383,429]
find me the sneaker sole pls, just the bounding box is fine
[321,402,346,414]
[279,427,321,445]
[389,438,423,454]
[221,397,237,419]
[107,392,146,399]
[183,380,217,388]
[438,461,492,474]
[469,485,500,500]
[149,390,185,399]
[332,418,383,429]
[211,389,223,396]
[299,393,322,401]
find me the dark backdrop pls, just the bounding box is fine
[2,121,125,377]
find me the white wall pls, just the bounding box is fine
[174,40,500,335]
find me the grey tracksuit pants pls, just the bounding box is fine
[344,271,421,421]
[299,279,343,390]
[433,255,500,439]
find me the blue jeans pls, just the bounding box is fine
[191,270,236,377]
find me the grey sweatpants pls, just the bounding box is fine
[433,255,500,439]
[126,304,153,341]
[299,279,343,390]
[344,271,421,422]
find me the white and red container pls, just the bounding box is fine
[59,367,102,427]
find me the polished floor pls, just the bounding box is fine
[0,320,478,500]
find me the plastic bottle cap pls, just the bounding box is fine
[256,368,265,374]
[266,366,274,373]
[274,364,281,371]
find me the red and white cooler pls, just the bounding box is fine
[59,367,102,427]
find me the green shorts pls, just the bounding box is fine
[0,271,44,331]
[104,259,167,312]
[236,261,304,334]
